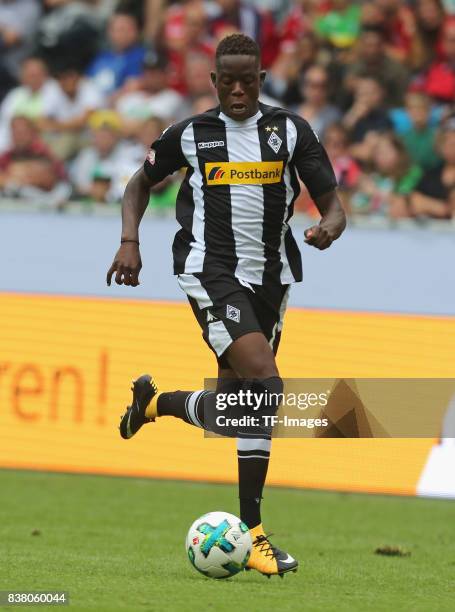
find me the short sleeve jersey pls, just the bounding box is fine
[144,103,337,285]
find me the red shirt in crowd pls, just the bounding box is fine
[0,140,66,180]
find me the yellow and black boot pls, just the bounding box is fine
[246,524,298,578]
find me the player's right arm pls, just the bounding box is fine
[106,122,188,287]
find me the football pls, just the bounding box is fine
[185,511,252,579]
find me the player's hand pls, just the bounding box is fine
[304,225,334,250]
[106,243,142,287]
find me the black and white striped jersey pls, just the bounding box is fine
[143,102,337,286]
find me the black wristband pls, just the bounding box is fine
[121,239,140,245]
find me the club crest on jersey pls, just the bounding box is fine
[267,131,282,154]
[146,148,156,165]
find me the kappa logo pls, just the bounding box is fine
[198,140,225,149]
[207,166,226,181]
[226,304,240,323]
[267,131,282,154]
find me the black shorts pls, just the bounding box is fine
[178,268,290,368]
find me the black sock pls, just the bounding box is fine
[239,495,263,530]
[236,377,280,529]
[158,388,244,436]
[157,391,209,428]
[238,452,270,529]
[158,381,273,529]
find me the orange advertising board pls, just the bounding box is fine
[1,292,454,494]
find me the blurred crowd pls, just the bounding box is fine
[0,0,454,219]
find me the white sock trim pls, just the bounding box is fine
[186,390,206,428]
[237,438,272,452]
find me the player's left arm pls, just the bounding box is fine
[304,189,346,250]
[291,117,346,250]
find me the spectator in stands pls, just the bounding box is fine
[364,0,416,63]
[411,0,446,69]
[121,115,165,172]
[315,0,362,49]
[294,33,322,83]
[87,10,145,97]
[345,26,410,107]
[422,17,455,104]
[142,0,166,43]
[116,0,145,26]
[115,50,184,125]
[0,114,70,204]
[162,0,214,94]
[191,94,218,115]
[401,92,440,171]
[210,0,280,68]
[343,77,393,162]
[351,132,422,217]
[187,52,214,97]
[296,65,341,140]
[162,0,211,53]
[0,0,451,223]
[0,0,41,98]
[105,115,172,205]
[410,120,455,218]
[279,0,312,45]
[175,53,215,119]
[280,0,327,43]
[70,110,130,202]
[0,56,61,153]
[262,33,321,106]
[35,0,99,74]
[39,64,105,159]
[120,116,180,210]
[51,65,105,127]
[323,123,361,197]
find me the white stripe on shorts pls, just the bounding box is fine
[177,273,233,356]
[177,274,213,309]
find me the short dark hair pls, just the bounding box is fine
[112,8,140,29]
[215,33,260,67]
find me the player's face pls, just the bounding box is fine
[211,55,265,121]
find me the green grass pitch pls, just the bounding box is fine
[1,470,454,611]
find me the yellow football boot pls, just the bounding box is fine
[119,374,159,439]
[246,524,298,578]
